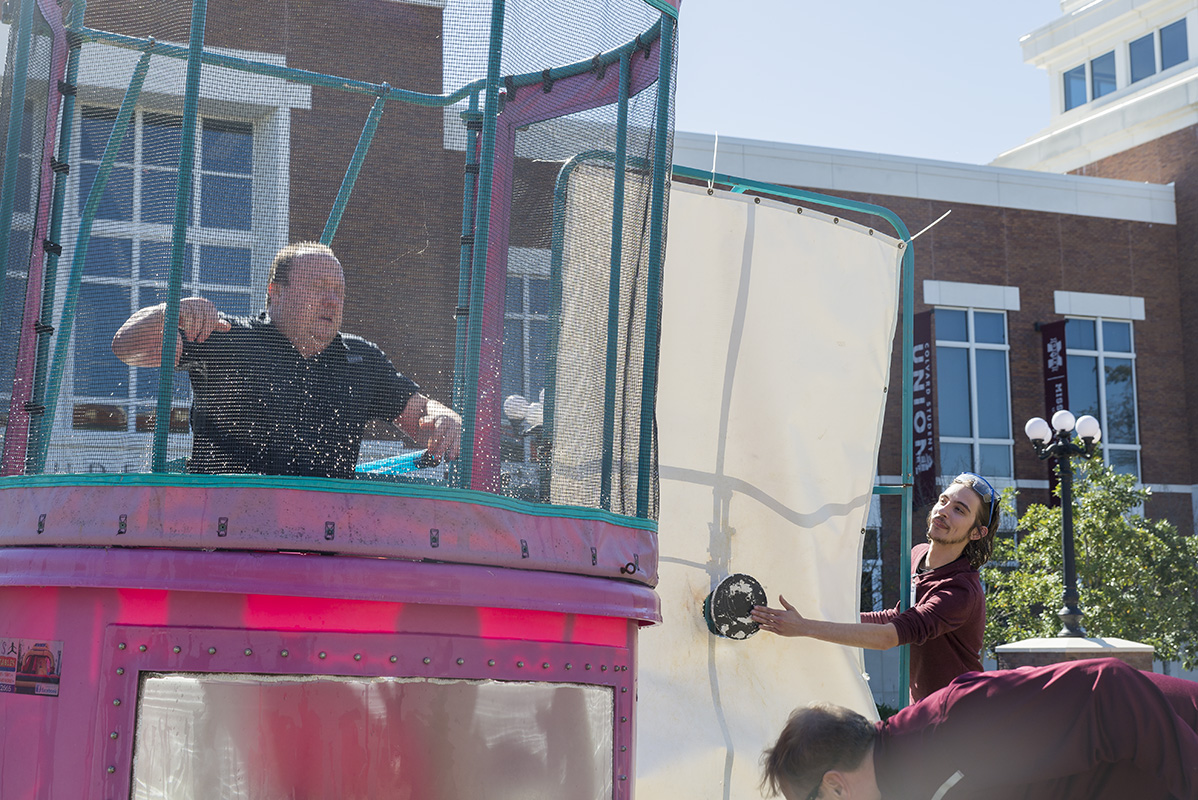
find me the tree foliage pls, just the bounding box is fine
[983,456,1198,669]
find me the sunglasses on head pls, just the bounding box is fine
[957,472,997,530]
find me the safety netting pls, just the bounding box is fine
[0,0,675,520]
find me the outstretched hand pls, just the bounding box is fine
[419,400,462,463]
[750,595,810,637]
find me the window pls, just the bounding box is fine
[501,248,550,471]
[72,107,257,436]
[1065,318,1140,478]
[1130,33,1157,83]
[1091,51,1117,99]
[935,308,1013,480]
[1064,64,1087,111]
[1161,19,1188,70]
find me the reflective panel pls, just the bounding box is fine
[1066,354,1099,418]
[935,308,967,342]
[1130,34,1156,83]
[1064,64,1087,110]
[975,349,1010,439]
[1104,357,1137,443]
[133,673,614,800]
[1162,19,1188,71]
[1101,320,1132,352]
[1065,318,1096,350]
[973,311,1005,345]
[935,346,971,437]
[939,442,971,476]
[1091,51,1116,98]
[978,443,1011,479]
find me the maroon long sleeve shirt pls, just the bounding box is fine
[873,657,1198,799]
[861,543,985,701]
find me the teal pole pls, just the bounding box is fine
[599,51,631,510]
[0,0,37,306]
[28,0,86,473]
[636,15,674,518]
[321,86,389,245]
[898,240,915,705]
[452,92,482,480]
[153,0,208,472]
[37,46,152,470]
[458,0,506,489]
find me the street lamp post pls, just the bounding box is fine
[1024,410,1102,638]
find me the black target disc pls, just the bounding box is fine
[703,573,766,640]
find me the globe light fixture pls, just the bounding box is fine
[1024,409,1103,638]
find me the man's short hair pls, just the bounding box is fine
[761,703,876,798]
[269,241,337,286]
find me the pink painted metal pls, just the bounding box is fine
[0,563,645,799]
[1,0,70,476]
[0,477,659,584]
[468,39,664,494]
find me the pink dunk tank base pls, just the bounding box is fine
[0,547,656,800]
[0,476,658,586]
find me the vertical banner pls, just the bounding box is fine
[1041,320,1069,503]
[912,310,937,510]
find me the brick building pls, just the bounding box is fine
[675,0,1197,610]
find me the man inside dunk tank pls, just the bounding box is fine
[112,241,462,479]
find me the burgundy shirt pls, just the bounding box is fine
[861,543,985,701]
[873,658,1198,800]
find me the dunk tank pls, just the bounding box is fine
[0,0,679,797]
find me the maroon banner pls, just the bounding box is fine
[1041,320,1069,419]
[913,311,937,509]
[1040,320,1068,503]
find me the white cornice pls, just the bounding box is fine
[673,131,1175,225]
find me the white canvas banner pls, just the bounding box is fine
[638,183,903,799]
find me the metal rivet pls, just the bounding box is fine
[542,662,550,669]
[354,653,362,661]
[585,664,592,670]
[517,661,524,668]
[621,716,627,723]
[621,746,627,752]
[868,229,875,236]
[601,665,607,671]
[753,196,760,204]
[208,647,216,655]
[324,521,335,541]
[833,217,840,224]
[172,646,181,654]
[117,643,126,650]
[423,657,431,665]
[797,207,803,214]
[488,659,495,666]
[244,649,253,656]
[565,663,572,670]
[138,644,146,652]
[389,655,397,663]
[622,687,627,693]
[456,658,464,665]
[281,650,289,658]
[110,732,118,739]
[113,699,121,706]
[319,652,327,659]
[115,668,124,676]
[620,775,627,781]
[107,766,116,774]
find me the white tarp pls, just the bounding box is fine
[637,183,903,799]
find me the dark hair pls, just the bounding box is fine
[951,473,996,569]
[269,241,337,286]
[761,703,876,799]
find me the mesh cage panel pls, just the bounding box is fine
[0,0,673,522]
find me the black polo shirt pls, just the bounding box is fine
[178,314,421,479]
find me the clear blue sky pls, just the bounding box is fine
[674,0,1065,165]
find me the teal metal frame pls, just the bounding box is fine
[672,164,917,706]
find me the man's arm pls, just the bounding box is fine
[395,394,462,463]
[751,595,900,650]
[112,297,230,368]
